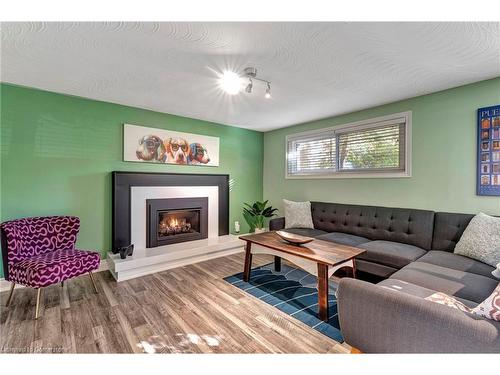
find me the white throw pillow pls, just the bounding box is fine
[283,199,314,229]
[454,213,500,267]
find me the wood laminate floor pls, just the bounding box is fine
[0,253,349,353]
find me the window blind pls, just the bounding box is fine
[286,113,409,178]
[287,132,336,175]
[338,122,405,172]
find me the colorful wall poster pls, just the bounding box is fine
[477,105,500,196]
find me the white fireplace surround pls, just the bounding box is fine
[130,185,219,250]
[107,184,244,281]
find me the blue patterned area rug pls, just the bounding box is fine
[224,263,343,342]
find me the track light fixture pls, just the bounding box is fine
[265,82,271,99]
[245,78,253,93]
[243,67,272,99]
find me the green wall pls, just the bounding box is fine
[3,78,500,278]
[0,84,263,277]
[264,77,500,216]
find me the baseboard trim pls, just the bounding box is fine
[0,262,109,292]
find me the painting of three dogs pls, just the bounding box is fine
[123,124,219,166]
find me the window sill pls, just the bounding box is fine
[285,171,411,179]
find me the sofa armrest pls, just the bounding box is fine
[337,278,500,353]
[269,217,285,231]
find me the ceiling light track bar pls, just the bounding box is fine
[243,67,270,84]
[247,76,271,85]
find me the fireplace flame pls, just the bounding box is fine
[158,214,193,237]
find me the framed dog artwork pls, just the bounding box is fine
[123,124,219,166]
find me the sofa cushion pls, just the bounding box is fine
[310,202,435,250]
[269,217,285,231]
[357,240,427,269]
[390,261,499,304]
[315,232,370,247]
[378,279,478,308]
[355,259,398,278]
[431,212,474,252]
[419,250,496,279]
[281,228,327,238]
[9,249,101,288]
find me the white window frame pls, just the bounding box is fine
[285,111,412,179]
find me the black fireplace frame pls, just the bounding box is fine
[111,172,229,251]
[146,197,208,247]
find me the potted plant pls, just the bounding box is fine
[242,200,278,233]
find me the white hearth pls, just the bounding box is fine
[107,235,243,281]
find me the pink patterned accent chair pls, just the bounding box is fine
[1,216,100,318]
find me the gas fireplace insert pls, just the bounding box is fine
[146,197,208,247]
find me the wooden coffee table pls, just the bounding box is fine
[239,231,366,322]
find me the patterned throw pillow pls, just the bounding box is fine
[473,283,500,322]
[453,213,500,267]
[424,292,473,313]
[283,199,314,229]
[493,263,500,279]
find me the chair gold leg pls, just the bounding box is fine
[35,288,42,319]
[88,272,98,294]
[6,282,15,307]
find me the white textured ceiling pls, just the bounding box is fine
[1,22,499,131]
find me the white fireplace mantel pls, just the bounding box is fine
[107,184,243,281]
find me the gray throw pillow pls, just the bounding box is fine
[454,213,500,267]
[283,199,314,229]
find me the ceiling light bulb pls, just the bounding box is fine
[219,71,242,95]
[265,83,271,99]
[245,78,253,93]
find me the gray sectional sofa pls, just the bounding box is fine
[269,202,499,353]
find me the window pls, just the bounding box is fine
[286,112,411,178]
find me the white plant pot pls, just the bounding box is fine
[254,228,267,234]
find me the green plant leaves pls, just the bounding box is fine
[261,206,278,218]
[242,210,256,232]
[242,200,278,231]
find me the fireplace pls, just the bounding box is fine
[112,172,229,252]
[146,197,208,248]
